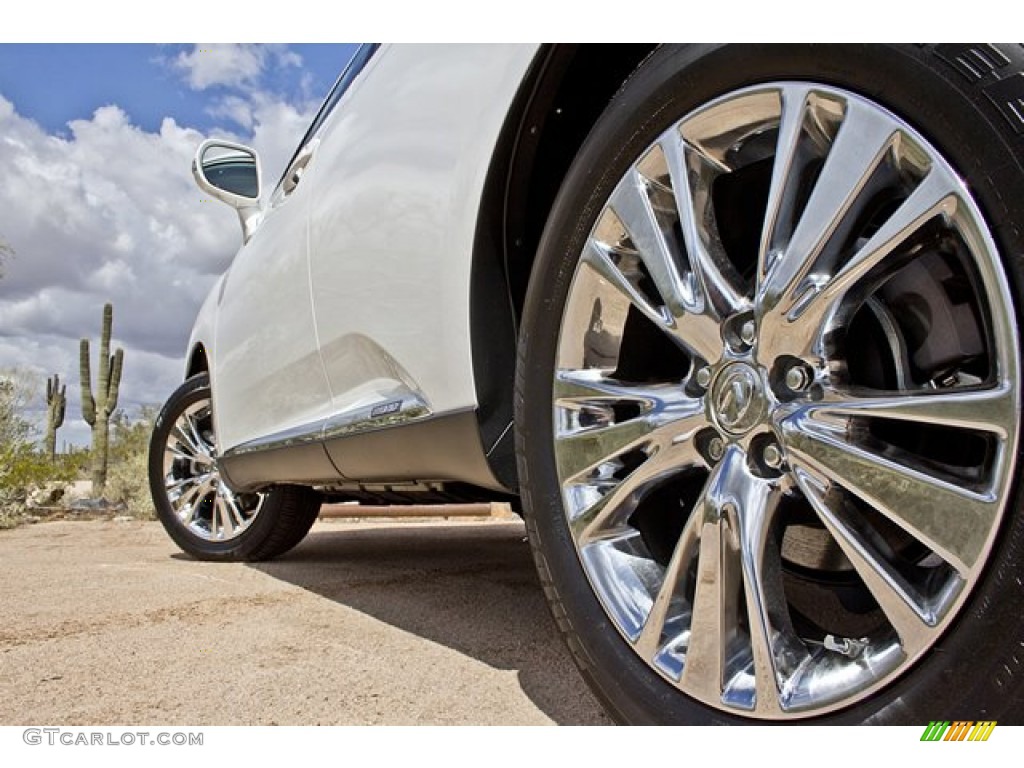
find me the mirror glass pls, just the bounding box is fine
[200,144,259,199]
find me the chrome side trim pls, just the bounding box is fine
[321,390,431,441]
[220,419,325,458]
[221,385,433,459]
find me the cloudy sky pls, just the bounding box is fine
[0,43,357,446]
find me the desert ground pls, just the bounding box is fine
[0,517,612,725]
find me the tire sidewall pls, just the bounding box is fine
[517,44,1024,724]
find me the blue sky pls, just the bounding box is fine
[0,44,354,135]
[0,44,357,447]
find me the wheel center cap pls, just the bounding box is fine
[711,362,766,435]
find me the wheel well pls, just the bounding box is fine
[470,43,658,490]
[186,344,209,379]
[502,44,658,318]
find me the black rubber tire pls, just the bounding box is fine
[515,44,1024,724]
[149,373,321,562]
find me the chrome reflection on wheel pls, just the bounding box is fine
[162,397,261,542]
[553,83,1020,718]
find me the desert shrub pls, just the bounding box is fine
[0,445,79,488]
[1,371,41,527]
[104,407,157,518]
[0,443,84,527]
[1,368,89,526]
[0,371,34,447]
[0,489,22,529]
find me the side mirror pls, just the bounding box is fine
[193,139,263,242]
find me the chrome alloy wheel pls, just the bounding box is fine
[162,397,262,542]
[553,83,1020,717]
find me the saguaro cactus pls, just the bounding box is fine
[44,374,66,462]
[80,303,124,496]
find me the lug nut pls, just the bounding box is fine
[695,366,712,389]
[762,443,783,469]
[739,320,757,345]
[785,365,811,392]
[707,436,725,462]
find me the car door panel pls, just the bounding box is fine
[305,44,539,471]
[212,168,334,457]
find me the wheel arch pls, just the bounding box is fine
[185,343,209,379]
[469,43,658,491]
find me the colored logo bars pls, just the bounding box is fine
[920,721,997,741]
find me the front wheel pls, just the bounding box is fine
[517,44,1024,723]
[149,373,321,561]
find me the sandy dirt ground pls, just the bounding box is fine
[0,518,612,725]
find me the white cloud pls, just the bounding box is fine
[173,44,302,92]
[0,89,318,445]
[174,45,266,91]
[206,95,254,129]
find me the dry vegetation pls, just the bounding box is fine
[0,368,155,529]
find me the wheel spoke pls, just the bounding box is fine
[215,497,235,539]
[165,474,202,495]
[761,169,961,360]
[758,98,897,319]
[581,240,674,342]
[679,484,731,701]
[209,497,222,538]
[165,443,213,466]
[600,171,723,363]
[554,368,681,409]
[673,449,795,711]
[782,421,998,574]
[795,469,938,653]
[634,506,700,660]
[803,169,956,321]
[555,373,705,482]
[795,383,1013,438]
[732,476,791,714]
[183,412,212,456]
[758,85,813,283]
[608,168,691,316]
[224,492,248,529]
[175,474,215,517]
[170,423,204,460]
[178,499,199,527]
[570,438,703,545]
[556,418,658,483]
[658,131,747,318]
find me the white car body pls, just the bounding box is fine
[190,44,543,496]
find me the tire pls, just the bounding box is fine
[516,44,1024,724]
[149,373,321,562]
